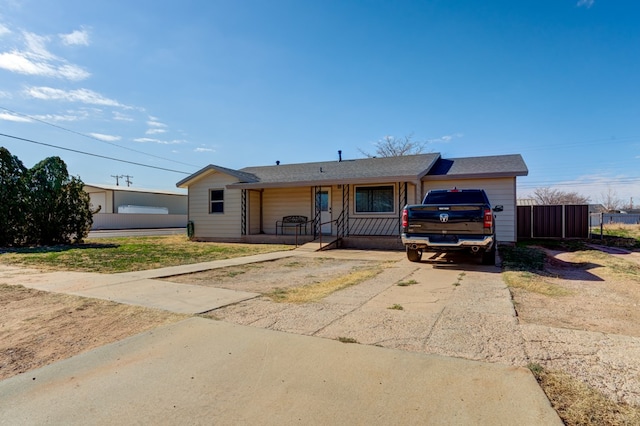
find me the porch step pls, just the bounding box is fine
[296,238,339,252]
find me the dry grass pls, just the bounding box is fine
[265,267,383,303]
[529,364,640,426]
[572,249,640,277]
[601,223,640,240]
[0,235,292,273]
[503,270,572,297]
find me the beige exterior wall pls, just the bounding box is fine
[183,173,518,243]
[420,177,518,243]
[188,172,243,240]
[262,187,313,234]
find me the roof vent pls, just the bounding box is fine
[276,161,280,165]
[338,150,342,162]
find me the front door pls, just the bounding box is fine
[317,189,332,234]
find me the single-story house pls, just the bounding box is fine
[176,153,528,249]
[84,184,188,230]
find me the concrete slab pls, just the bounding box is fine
[0,317,561,425]
[65,279,260,314]
[7,271,259,315]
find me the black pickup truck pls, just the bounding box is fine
[401,188,503,264]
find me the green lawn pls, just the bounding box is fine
[0,235,293,273]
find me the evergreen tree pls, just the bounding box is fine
[0,147,28,246]
[0,148,93,247]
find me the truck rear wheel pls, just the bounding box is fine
[406,247,422,262]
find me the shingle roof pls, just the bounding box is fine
[176,164,259,188]
[426,154,528,178]
[176,153,528,189]
[233,153,440,188]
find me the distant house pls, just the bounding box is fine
[84,184,187,230]
[176,153,528,249]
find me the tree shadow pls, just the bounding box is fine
[543,254,605,282]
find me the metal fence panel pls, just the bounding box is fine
[517,205,589,239]
[603,213,640,225]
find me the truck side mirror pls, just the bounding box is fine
[493,205,503,212]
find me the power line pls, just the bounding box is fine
[0,106,199,168]
[0,132,191,175]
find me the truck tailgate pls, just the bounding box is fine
[406,205,485,234]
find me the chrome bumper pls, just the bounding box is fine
[401,234,494,250]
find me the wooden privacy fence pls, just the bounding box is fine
[517,205,589,239]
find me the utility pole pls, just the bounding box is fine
[111,174,123,186]
[123,175,134,187]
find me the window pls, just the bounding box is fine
[210,189,224,213]
[355,185,394,213]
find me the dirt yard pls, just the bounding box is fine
[2,248,640,410]
[0,283,187,380]
[511,248,640,337]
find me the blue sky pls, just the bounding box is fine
[1,0,638,205]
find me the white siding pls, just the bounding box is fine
[421,178,518,243]
[91,214,187,230]
[113,192,187,214]
[262,187,313,234]
[88,192,107,213]
[188,173,242,240]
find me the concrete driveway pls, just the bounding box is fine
[0,249,561,425]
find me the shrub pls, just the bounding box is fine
[0,148,93,247]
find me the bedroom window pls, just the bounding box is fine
[210,189,224,213]
[355,185,394,213]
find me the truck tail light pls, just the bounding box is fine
[402,208,408,228]
[483,209,492,228]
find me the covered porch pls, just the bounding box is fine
[237,182,410,249]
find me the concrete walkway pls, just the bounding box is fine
[0,250,298,314]
[0,249,562,425]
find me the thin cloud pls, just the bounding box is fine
[577,0,594,8]
[0,24,10,37]
[133,137,184,145]
[0,112,31,122]
[113,111,134,122]
[147,119,167,128]
[32,112,84,122]
[25,86,128,108]
[145,118,168,134]
[59,28,89,46]
[428,133,464,143]
[0,30,90,80]
[89,132,121,142]
[194,147,214,153]
[146,128,167,135]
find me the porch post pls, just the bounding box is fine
[398,182,408,235]
[314,186,321,238]
[259,189,264,234]
[241,189,247,236]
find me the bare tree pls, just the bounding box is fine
[531,187,590,205]
[599,186,623,211]
[621,197,635,211]
[359,134,427,158]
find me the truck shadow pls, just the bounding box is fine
[420,252,501,273]
[419,250,605,281]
